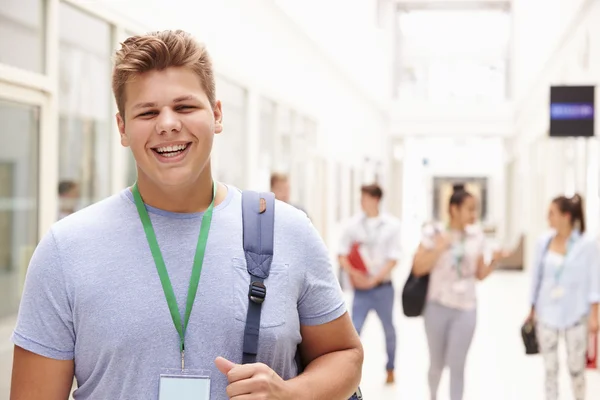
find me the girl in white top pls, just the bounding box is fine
[412,184,505,400]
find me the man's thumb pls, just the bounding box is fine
[215,356,237,375]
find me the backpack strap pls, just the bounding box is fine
[241,190,275,364]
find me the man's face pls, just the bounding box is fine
[272,180,290,203]
[360,193,378,213]
[116,66,223,188]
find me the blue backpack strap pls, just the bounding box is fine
[241,190,275,364]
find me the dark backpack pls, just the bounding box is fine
[240,190,363,400]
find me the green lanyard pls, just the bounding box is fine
[132,181,216,370]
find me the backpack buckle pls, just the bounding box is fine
[248,281,266,304]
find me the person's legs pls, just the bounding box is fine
[351,289,372,335]
[424,302,451,400]
[537,322,560,400]
[372,284,397,381]
[445,308,477,400]
[565,317,588,400]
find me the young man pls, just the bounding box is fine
[338,183,401,385]
[11,30,363,400]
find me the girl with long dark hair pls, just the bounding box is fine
[527,194,600,400]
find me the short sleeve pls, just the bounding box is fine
[11,229,75,360]
[385,222,402,261]
[298,221,347,326]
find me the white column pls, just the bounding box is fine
[38,0,60,238]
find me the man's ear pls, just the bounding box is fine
[213,100,223,134]
[116,113,129,147]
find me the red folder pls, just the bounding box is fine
[348,242,368,274]
[587,333,597,369]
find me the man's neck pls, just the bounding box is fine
[365,209,379,218]
[134,170,217,213]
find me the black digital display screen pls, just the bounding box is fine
[549,86,595,137]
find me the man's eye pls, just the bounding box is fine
[137,111,156,117]
[177,105,195,111]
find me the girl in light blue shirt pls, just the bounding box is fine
[527,194,600,400]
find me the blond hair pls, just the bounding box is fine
[112,30,216,117]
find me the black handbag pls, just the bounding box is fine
[401,271,429,317]
[521,320,539,355]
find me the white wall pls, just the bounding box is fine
[510,0,600,271]
[511,0,590,102]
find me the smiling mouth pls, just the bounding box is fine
[152,143,191,158]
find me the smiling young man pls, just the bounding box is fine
[10,30,363,400]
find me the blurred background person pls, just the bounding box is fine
[412,184,506,400]
[338,183,401,385]
[57,180,80,220]
[526,194,600,400]
[270,172,307,215]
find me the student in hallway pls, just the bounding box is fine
[338,183,401,385]
[10,30,363,400]
[412,184,506,400]
[527,194,599,400]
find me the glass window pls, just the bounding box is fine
[258,97,276,170]
[0,99,39,318]
[214,76,247,189]
[273,107,293,173]
[0,0,45,73]
[58,4,112,215]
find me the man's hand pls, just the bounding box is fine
[215,357,292,399]
[349,273,377,290]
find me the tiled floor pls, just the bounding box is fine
[1,270,598,399]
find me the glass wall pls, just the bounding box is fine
[214,76,247,189]
[0,0,45,73]
[58,3,112,218]
[259,97,276,172]
[0,99,39,318]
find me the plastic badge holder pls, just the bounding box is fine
[159,369,211,400]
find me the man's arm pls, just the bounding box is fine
[288,312,363,399]
[11,346,74,400]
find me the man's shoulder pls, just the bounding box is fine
[52,190,133,244]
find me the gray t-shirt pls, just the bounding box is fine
[12,185,346,399]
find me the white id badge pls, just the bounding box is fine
[158,369,211,400]
[452,280,468,294]
[551,286,565,300]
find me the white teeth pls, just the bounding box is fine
[155,144,188,154]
